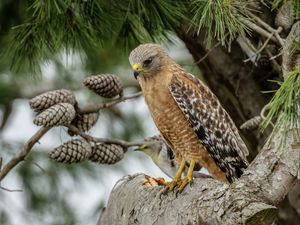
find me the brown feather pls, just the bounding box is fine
[138,67,228,182]
[129,44,248,183]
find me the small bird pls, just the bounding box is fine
[135,135,202,179]
[129,44,249,192]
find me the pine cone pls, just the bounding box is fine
[29,89,76,112]
[33,103,76,127]
[89,142,124,164]
[84,74,123,98]
[240,116,263,130]
[49,139,92,163]
[68,112,100,136]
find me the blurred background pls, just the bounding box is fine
[1,1,299,225]
[0,2,202,224]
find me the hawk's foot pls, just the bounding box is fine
[178,158,195,192]
[178,176,193,192]
[165,178,182,191]
[164,159,186,191]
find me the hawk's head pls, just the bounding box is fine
[129,44,171,79]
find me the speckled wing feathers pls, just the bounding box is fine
[169,71,249,182]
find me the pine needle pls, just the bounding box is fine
[295,0,300,19]
[114,0,185,50]
[7,0,109,73]
[190,0,252,47]
[261,70,300,148]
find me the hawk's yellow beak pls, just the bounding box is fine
[132,64,140,71]
[132,63,141,79]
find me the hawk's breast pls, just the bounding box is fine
[138,71,228,182]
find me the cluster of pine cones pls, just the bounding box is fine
[29,74,125,165]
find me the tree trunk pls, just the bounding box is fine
[175,19,300,225]
[98,21,300,225]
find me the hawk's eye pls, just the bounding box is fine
[143,57,153,67]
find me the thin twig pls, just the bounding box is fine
[260,104,269,120]
[237,36,258,64]
[67,124,149,151]
[0,186,23,192]
[77,92,142,114]
[0,127,51,181]
[0,92,142,181]
[194,42,221,64]
[247,12,285,46]
[269,51,283,60]
[239,17,279,44]
[265,48,282,73]
[243,33,274,63]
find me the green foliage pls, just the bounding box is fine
[4,0,260,73]
[261,0,300,19]
[0,211,8,225]
[0,79,20,105]
[2,0,300,74]
[292,34,300,53]
[270,0,285,10]
[295,0,300,19]
[5,0,185,73]
[190,0,251,47]
[261,70,300,146]
[113,0,185,49]
[1,1,299,224]
[6,0,108,73]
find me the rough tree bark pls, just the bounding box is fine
[175,11,300,224]
[98,20,300,225]
[98,130,299,225]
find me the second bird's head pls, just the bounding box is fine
[134,142,162,161]
[129,44,171,79]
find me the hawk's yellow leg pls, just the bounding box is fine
[166,159,186,191]
[178,159,195,192]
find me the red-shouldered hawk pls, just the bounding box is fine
[129,44,249,192]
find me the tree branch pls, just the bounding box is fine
[98,21,300,225]
[239,17,279,44]
[98,129,299,225]
[0,91,143,182]
[243,27,282,63]
[66,124,150,151]
[0,127,51,181]
[0,185,23,192]
[76,92,142,114]
[246,11,285,46]
[282,21,300,78]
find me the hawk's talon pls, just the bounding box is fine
[178,177,193,193]
[162,159,186,192]
[165,178,182,191]
[178,159,195,192]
